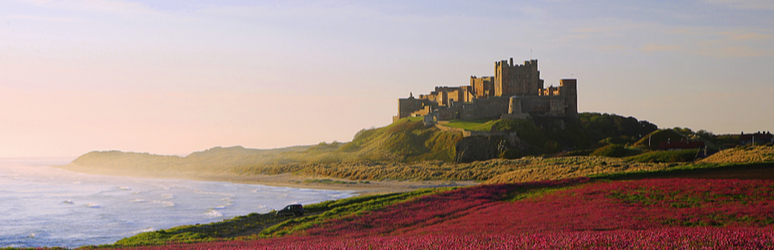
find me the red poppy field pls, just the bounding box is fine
[110,177,774,249]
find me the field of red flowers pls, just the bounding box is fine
[114,178,774,249]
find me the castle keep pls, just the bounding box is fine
[394,58,578,122]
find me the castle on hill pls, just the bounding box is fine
[394,58,578,123]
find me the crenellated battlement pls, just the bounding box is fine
[394,58,578,122]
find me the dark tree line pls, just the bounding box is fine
[579,113,658,145]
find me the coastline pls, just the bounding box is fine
[56,163,479,196]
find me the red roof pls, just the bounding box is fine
[740,134,773,141]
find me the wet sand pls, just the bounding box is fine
[56,164,478,196]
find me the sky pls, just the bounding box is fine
[1,0,772,158]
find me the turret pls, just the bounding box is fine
[508,96,522,114]
[560,79,578,117]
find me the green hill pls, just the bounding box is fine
[69,113,665,180]
[632,129,689,149]
[70,145,311,176]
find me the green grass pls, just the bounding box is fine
[505,182,590,201]
[110,188,445,247]
[588,161,774,180]
[443,119,496,131]
[257,188,445,237]
[624,149,699,163]
[109,159,774,247]
[590,144,628,157]
[405,116,424,122]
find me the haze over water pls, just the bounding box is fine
[0,158,356,248]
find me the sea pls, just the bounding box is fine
[0,158,357,248]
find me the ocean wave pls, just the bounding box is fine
[151,200,175,207]
[0,164,356,248]
[204,210,223,218]
[131,227,156,234]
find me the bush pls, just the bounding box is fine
[500,148,521,159]
[590,144,628,157]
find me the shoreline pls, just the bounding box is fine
[56,164,479,196]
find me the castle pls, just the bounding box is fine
[394,58,578,123]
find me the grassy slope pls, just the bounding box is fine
[71,115,743,185]
[71,146,311,175]
[72,118,464,177]
[632,129,689,149]
[110,189,445,247]
[103,159,774,248]
[443,119,495,131]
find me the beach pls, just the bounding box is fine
[57,163,478,196]
[2,161,358,248]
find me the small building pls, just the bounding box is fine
[739,132,773,145]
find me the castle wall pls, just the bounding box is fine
[516,96,567,117]
[397,97,426,119]
[541,86,560,96]
[396,58,578,122]
[470,76,494,98]
[428,86,466,106]
[471,96,510,119]
[410,105,433,117]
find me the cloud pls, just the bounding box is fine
[572,27,615,33]
[7,15,77,22]
[704,0,774,10]
[692,31,774,57]
[641,44,680,52]
[700,46,774,58]
[19,0,55,5]
[726,32,772,41]
[19,0,156,15]
[598,45,628,51]
[660,27,774,58]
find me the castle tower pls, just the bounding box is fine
[559,79,578,117]
[508,96,522,114]
[494,58,542,97]
[470,76,494,98]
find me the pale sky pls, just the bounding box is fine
[1,0,772,158]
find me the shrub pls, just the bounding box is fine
[590,144,627,157]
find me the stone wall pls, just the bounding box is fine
[455,136,505,163]
[470,76,494,98]
[395,58,578,121]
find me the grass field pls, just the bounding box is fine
[102,167,774,249]
[85,143,774,249]
[442,119,495,131]
[699,144,774,163]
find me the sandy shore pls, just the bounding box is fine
[56,164,479,196]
